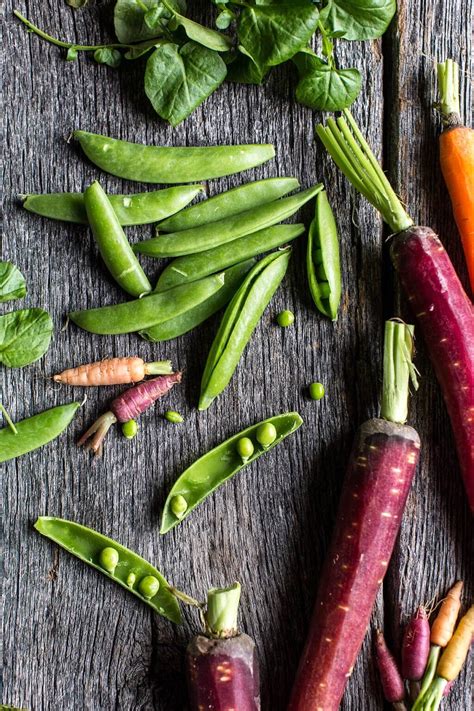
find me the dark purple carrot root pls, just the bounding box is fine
[401,606,430,682]
[374,630,406,704]
[391,227,474,511]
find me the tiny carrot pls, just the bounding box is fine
[54,357,172,386]
[374,631,407,710]
[437,59,474,293]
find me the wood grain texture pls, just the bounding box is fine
[2,1,472,710]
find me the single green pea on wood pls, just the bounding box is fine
[34,517,182,624]
[307,189,342,321]
[276,310,295,328]
[21,185,204,226]
[160,412,303,534]
[309,382,325,400]
[121,419,138,439]
[199,250,291,411]
[164,410,184,424]
[84,181,152,298]
[0,403,80,463]
[74,130,276,184]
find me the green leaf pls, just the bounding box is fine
[113,0,186,43]
[124,40,161,60]
[144,41,227,125]
[66,46,79,61]
[323,0,396,40]
[170,10,232,51]
[237,3,319,69]
[0,262,27,303]
[144,5,166,30]
[93,48,122,68]
[294,52,361,110]
[227,46,269,84]
[0,308,53,368]
[216,10,233,30]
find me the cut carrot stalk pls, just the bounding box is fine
[54,357,172,386]
[437,59,474,293]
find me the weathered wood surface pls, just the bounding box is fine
[2,1,473,709]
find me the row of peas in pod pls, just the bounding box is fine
[22,130,342,412]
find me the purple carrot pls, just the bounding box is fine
[78,372,182,454]
[390,228,474,511]
[401,606,431,701]
[374,631,407,710]
[186,583,260,711]
[288,321,421,711]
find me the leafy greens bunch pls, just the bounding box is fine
[15,0,396,125]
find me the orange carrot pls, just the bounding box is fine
[53,357,172,386]
[437,59,474,293]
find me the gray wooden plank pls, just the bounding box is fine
[2,1,472,710]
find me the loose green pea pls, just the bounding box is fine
[256,422,277,448]
[171,494,188,519]
[164,410,184,424]
[276,310,295,328]
[99,547,119,574]
[138,575,160,599]
[236,436,254,461]
[309,382,325,400]
[122,419,138,439]
[126,572,136,588]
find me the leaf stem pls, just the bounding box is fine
[381,319,418,424]
[0,403,18,434]
[437,59,461,124]
[205,582,241,638]
[316,110,414,233]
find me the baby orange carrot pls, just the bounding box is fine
[437,59,474,293]
[415,605,474,710]
[414,581,463,705]
[53,357,172,386]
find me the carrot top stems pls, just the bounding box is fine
[437,60,461,123]
[205,582,241,639]
[381,320,418,425]
[419,677,448,711]
[0,403,18,435]
[144,360,173,375]
[316,110,414,233]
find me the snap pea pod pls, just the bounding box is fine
[74,130,275,184]
[307,190,341,321]
[0,402,80,463]
[160,412,303,533]
[135,184,323,257]
[69,272,225,335]
[199,250,291,411]
[155,223,304,291]
[158,177,300,232]
[140,260,255,342]
[34,517,182,624]
[84,181,151,297]
[21,186,203,225]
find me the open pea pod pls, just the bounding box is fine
[35,517,182,625]
[161,412,303,534]
[307,190,341,321]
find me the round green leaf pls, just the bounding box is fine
[294,53,361,110]
[0,308,53,368]
[323,0,396,40]
[0,262,27,303]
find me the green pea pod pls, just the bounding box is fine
[140,260,255,342]
[199,250,291,411]
[161,412,303,533]
[0,402,80,463]
[74,130,275,184]
[34,517,182,625]
[155,223,304,291]
[158,177,300,232]
[69,272,225,335]
[135,184,323,257]
[307,190,341,321]
[21,186,204,225]
[84,181,152,298]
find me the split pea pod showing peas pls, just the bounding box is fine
[158,177,300,232]
[307,190,341,321]
[155,224,304,292]
[0,403,80,463]
[199,250,291,411]
[161,412,303,533]
[69,272,225,335]
[21,185,204,226]
[34,517,181,624]
[74,130,276,184]
[140,261,255,342]
[135,184,323,258]
[84,181,151,298]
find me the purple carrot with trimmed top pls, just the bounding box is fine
[374,630,407,710]
[401,605,430,700]
[78,372,181,455]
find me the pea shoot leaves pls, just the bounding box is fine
[114,0,186,43]
[293,52,361,111]
[0,309,53,368]
[145,42,227,126]
[0,262,27,303]
[322,0,396,40]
